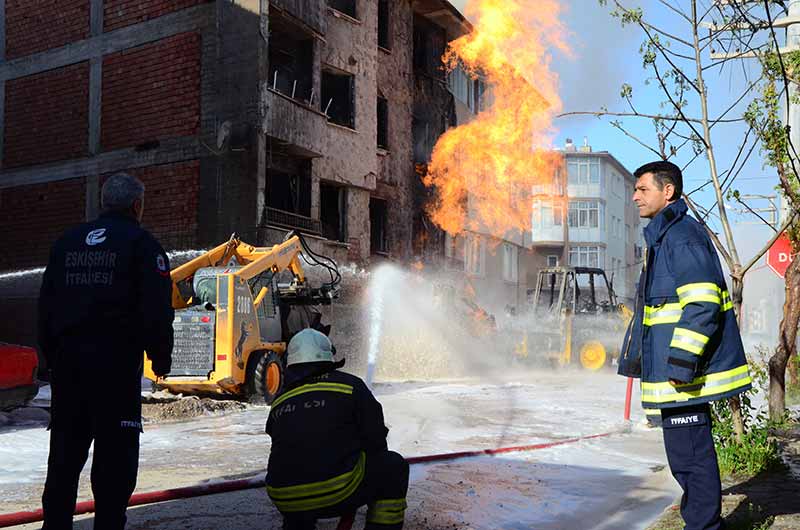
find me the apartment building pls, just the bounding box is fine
[529,139,641,303]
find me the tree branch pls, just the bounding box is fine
[657,0,691,23]
[641,19,695,49]
[691,0,741,269]
[735,195,778,232]
[613,0,701,94]
[556,110,701,122]
[685,194,734,265]
[611,121,665,159]
[738,211,798,278]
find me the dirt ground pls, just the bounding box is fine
[646,423,800,530]
[141,391,249,424]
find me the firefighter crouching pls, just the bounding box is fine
[266,329,409,530]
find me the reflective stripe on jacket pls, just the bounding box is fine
[267,451,366,512]
[265,367,389,513]
[617,199,751,408]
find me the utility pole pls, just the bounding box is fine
[731,194,779,228]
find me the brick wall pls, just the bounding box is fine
[123,161,200,250]
[0,178,86,270]
[101,33,201,151]
[5,0,90,60]
[4,62,90,169]
[104,0,212,32]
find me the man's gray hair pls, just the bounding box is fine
[101,172,145,212]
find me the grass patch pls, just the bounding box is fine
[714,423,781,479]
[646,500,775,530]
[711,360,781,479]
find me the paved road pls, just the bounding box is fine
[2,372,680,529]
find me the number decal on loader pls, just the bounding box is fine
[236,295,251,314]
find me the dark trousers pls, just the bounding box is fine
[42,416,140,530]
[661,404,723,530]
[282,451,410,530]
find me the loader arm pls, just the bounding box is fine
[169,236,308,309]
[233,237,305,282]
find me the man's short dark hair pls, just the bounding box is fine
[634,160,683,201]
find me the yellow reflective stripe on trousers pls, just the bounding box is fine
[271,382,354,409]
[268,452,365,512]
[676,282,721,307]
[367,498,407,525]
[641,365,751,404]
[670,327,710,356]
[643,303,682,326]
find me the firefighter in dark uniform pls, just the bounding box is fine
[619,161,752,530]
[266,328,409,530]
[37,172,174,530]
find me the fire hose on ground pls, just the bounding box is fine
[0,423,631,529]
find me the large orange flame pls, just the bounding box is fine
[424,0,568,237]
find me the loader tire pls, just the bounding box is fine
[247,350,284,405]
[579,341,607,371]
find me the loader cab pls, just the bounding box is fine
[532,267,618,316]
[528,266,622,371]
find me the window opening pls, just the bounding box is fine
[329,0,356,19]
[369,198,388,254]
[378,0,390,49]
[502,243,518,282]
[320,182,347,242]
[567,159,601,185]
[268,13,314,103]
[377,96,389,149]
[266,164,312,217]
[322,69,355,129]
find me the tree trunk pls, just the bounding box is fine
[729,275,746,441]
[769,255,800,422]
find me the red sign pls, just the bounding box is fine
[767,234,794,279]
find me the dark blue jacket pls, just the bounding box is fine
[618,200,751,409]
[265,365,388,513]
[38,211,174,426]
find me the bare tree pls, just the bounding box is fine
[566,0,800,431]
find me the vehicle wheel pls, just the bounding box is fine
[579,341,607,371]
[246,350,284,405]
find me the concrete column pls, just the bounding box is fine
[86,174,99,220]
[87,0,104,220]
[312,36,322,111]
[256,0,269,226]
[88,58,102,155]
[91,0,103,36]
[86,57,102,220]
[0,0,6,61]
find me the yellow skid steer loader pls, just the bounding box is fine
[143,232,340,404]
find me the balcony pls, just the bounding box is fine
[264,89,328,157]
[264,207,322,235]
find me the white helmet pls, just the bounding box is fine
[286,328,334,366]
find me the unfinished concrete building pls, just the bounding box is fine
[0,0,533,348]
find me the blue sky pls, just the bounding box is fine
[449,0,784,264]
